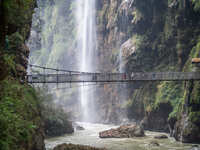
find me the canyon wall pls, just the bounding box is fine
[0,0,45,149]
[19,0,200,144]
[96,0,200,143]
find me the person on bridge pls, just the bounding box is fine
[123,73,126,80]
[92,74,97,81]
[131,72,134,80]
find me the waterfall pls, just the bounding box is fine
[28,0,97,121]
[76,0,97,121]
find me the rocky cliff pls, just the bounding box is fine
[96,0,200,143]
[0,0,45,149]
[0,0,37,79]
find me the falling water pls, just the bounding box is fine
[28,0,97,119]
[76,0,97,121]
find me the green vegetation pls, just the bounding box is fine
[187,81,200,126]
[132,9,143,24]
[192,0,200,12]
[183,38,200,71]
[0,54,15,81]
[0,0,45,149]
[190,81,200,105]
[127,82,184,121]
[131,34,144,50]
[7,32,24,51]
[0,78,42,150]
[155,81,184,119]
[0,61,72,149]
[3,0,35,30]
[127,0,200,120]
[189,111,200,124]
[2,54,16,73]
[0,0,35,54]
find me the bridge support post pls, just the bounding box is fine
[69,72,72,88]
[43,67,46,86]
[56,69,58,89]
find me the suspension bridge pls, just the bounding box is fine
[27,64,200,84]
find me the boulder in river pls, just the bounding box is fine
[154,134,168,139]
[76,125,85,130]
[189,145,200,150]
[99,124,145,138]
[149,141,160,146]
[73,123,85,130]
[53,143,106,150]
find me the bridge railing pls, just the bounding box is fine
[27,72,200,83]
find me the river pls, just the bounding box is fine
[45,122,196,150]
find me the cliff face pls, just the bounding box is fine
[0,0,36,79]
[14,0,200,144]
[91,0,135,124]
[0,0,45,149]
[96,0,200,143]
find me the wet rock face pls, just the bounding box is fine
[140,102,173,132]
[0,1,46,149]
[172,81,200,143]
[0,0,36,81]
[190,145,200,150]
[149,141,160,147]
[73,122,85,130]
[6,32,31,78]
[99,124,145,138]
[31,124,46,150]
[76,125,85,131]
[44,119,74,137]
[154,134,168,139]
[53,143,106,150]
[174,115,200,144]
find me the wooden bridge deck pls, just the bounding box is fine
[27,72,200,83]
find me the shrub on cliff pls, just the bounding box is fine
[3,0,35,31]
[192,0,200,12]
[0,54,15,81]
[0,78,44,150]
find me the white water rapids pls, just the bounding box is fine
[45,123,196,150]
